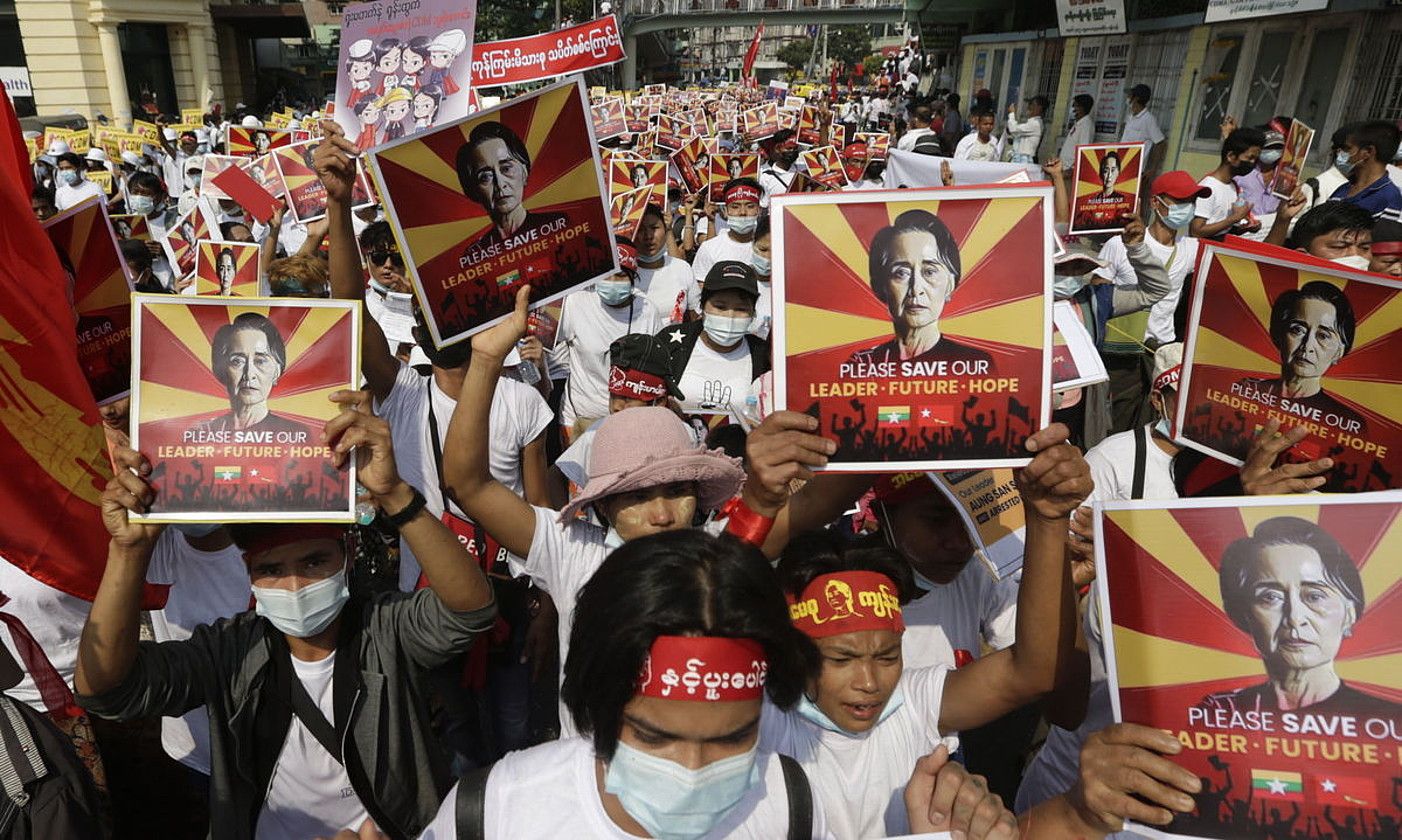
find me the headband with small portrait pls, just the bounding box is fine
[789,571,904,638]
[724,184,761,205]
[1152,364,1182,394]
[635,635,768,702]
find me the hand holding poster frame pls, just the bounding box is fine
[1269,119,1315,200]
[1068,142,1146,234]
[1094,493,1402,840]
[1175,239,1402,492]
[129,294,361,522]
[771,185,1053,471]
[366,77,618,348]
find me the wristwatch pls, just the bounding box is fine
[384,487,428,528]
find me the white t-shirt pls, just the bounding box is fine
[678,337,754,416]
[635,256,699,325]
[417,737,833,839]
[896,127,934,152]
[1084,424,1179,502]
[0,558,90,712]
[901,563,1018,672]
[1120,108,1165,153]
[145,529,251,774]
[55,178,105,211]
[255,652,370,839]
[953,133,998,162]
[552,290,662,428]
[758,165,796,207]
[691,233,758,287]
[1094,234,1200,345]
[1059,114,1095,167]
[375,365,554,591]
[759,666,957,840]
[1194,176,1238,227]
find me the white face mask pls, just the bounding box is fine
[703,312,754,347]
[726,214,758,236]
[1332,254,1371,271]
[604,741,761,840]
[251,563,350,638]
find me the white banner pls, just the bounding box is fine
[1055,0,1127,36]
[1205,0,1328,22]
[882,150,1040,190]
[0,66,33,99]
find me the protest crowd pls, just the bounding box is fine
[5,7,1402,840]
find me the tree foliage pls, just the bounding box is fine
[827,26,871,69]
[777,38,814,73]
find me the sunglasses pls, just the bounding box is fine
[369,249,404,267]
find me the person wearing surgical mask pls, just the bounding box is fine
[691,178,764,289]
[53,152,105,211]
[748,215,774,339]
[1191,126,1265,240]
[659,260,769,417]
[1233,126,1287,227]
[1280,200,1376,270]
[758,128,801,208]
[1327,120,1402,220]
[633,205,699,325]
[551,241,663,439]
[75,393,497,840]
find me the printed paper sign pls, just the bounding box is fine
[800,145,849,190]
[772,186,1053,470]
[1069,142,1145,234]
[1176,240,1402,492]
[1096,494,1402,840]
[194,240,261,296]
[1052,300,1109,389]
[591,99,627,140]
[930,468,1026,580]
[130,295,360,522]
[708,153,760,202]
[609,158,666,211]
[272,139,374,225]
[226,126,304,159]
[740,102,781,140]
[110,213,150,242]
[367,77,617,348]
[161,204,216,280]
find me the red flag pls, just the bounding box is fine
[829,64,840,103]
[0,90,163,607]
[916,405,954,427]
[743,20,765,80]
[1312,774,1375,808]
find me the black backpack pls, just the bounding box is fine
[0,696,104,839]
[911,133,945,157]
[453,753,814,839]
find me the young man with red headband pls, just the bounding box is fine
[758,129,801,208]
[691,178,764,287]
[1369,217,1402,276]
[764,422,1091,839]
[74,391,497,840]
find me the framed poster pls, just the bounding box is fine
[771,186,1053,471]
[1176,240,1402,493]
[367,77,617,348]
[129,295,360,522]
[1096,494,1402,840]
[42,198,133,405]
[1069,142,1146,234]
[194,240,261,296]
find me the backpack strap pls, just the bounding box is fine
[779,753,813,840]
[1131,424,1149,500]
[454,763,494,840]
[0,694,45,833]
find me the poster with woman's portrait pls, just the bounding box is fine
[332,0,476,149]
[1095,494,1402,840]
[43,198,133,405]
[855,132,890,160]
[160,203,217,280]
[624,102,652,134]
[800,146,849,190]
[195,240,261,296]
[226,126,305,159]
[1176,240,1402,492]
[272,139,374,226]
[609,158,666,212]
[1069,142,1146,235]
[110,213,150,242]
[591,99,626,140]
[242,153,287,200]
[708,153,760,202]
[1270,120,1316,200]
[367,77,617,348]
[740,102,780,140]
[672,135,711,195]
[199,154,247,201]
[654,113,692,153]
[609,185,655,242]
[129,295,360,522]
[771,186,1053,471]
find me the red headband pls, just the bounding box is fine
[615,243,639,272]
[789,571,904,638]
[1152,364,1181,393]
[1371,240,1402,256]
[724,184,761,204]
[608,365,668,400]
[235,524,347,559]
[636,636,768,701]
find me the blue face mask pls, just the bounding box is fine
[604,741,761,840]
[751,251,771,276]
[60,169,81,186]
[1053,274,1086,299]
[596,278,633,306]
[1335,151,1356,176]
[727,214,758,236]
[1157,201,1195,231]
[603,526,625,551]
[1259,149,1282,166]
[251,563,350,638]
[793,685,906,734]
[1153,416,1171,438]
[703,312,754,347]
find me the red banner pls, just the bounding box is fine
[470,14,625,88]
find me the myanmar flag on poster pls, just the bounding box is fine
[1251,769,1304,801]
[878,406,910,426]
[1313,774,1374,808]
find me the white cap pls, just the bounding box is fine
[1151,343,1184,392]
[195,128,211,143]
[163,127,178,141]
[85,147,109,163]
[349,38,374,61]
[46,139,71,156]
[241,115,263,129]
[429,29,468,56]
[120,150,144,167]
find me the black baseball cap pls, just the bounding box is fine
[608,334,684,398]
[703,260,759,300]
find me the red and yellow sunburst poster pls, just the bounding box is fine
[271,139,375,226]
[771,186,1052,470]
[1096,495,1402,840]
[129,295,360,522]
[708,153,760,203]
[610,186,655,242]
[367,77,617,348]
[42,198,133,405]
[609,158,667,211]
[160,204,215,280]
[1177,240,1402,492]
[195,240,260,296]
[1069,142,1145,235]
[800,146,848,191]
[591,99,626,140]
[226,126,305,159]
[110,213,150,241]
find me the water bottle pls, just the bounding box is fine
[516,339,541,385]
[354,483,376,526]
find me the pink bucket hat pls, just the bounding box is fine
[558,406,745,524]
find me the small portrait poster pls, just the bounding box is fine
[654,113,692,152]
[1176,240,1402,493]
[161,204,216,280]
[199,154,248,201]
[771,186,1053,471]
[242,153,288,200]
[272,140,375,226]
[708,153,760,202]
[1069,142,1146,234]
[740,102,780,140]
[610,185,654,241]
[333,0,476,149]
[227,126,304,159]
[1095,494,1402,840]
[110,213,150,242]
[624,102,651,134]
[800,145,848,190]
[130,295,361,522]
[797,105,823,145]
[610,158,667,209]
[1270,120,1316,200]
[367,77,617,347]
[43,198,133,405]
[856,132,890,160]
[195,240,261,296]
[673,135,711,194]
[591,99,627,140]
